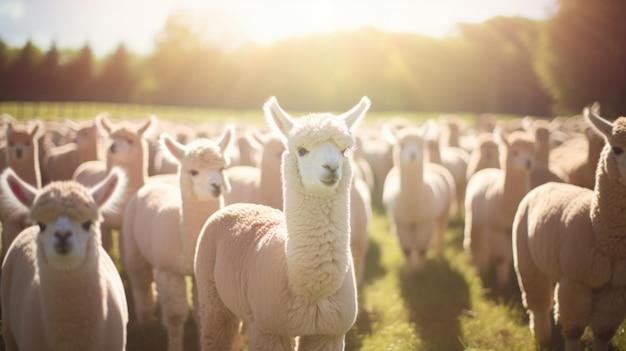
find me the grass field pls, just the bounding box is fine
[0,101,625,350]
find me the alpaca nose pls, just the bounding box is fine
[211,183,221,197]
[109,143,116,153]
[54,230,72,254]
[15,148,23,158]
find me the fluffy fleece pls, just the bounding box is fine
[465,132,500,182]
[223,132,285,210]
[0,168,128,351]
[463,128,535,290]
[122,128,233,351]
[43,114,103,183]
[73,115,156,252]
[513,107,626,350]
[382,121,454,274]
[193,96,369,350]
[522,117,565,188]
[0,121,42,257]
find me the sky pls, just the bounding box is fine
[0,0,559,56]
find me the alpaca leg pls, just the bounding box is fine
[493,231,513,289]
[464,220,490,286]
[155,270,189,351]
[196,277,240,351]
[247,323,292,351]
[122,236,156,323]
[433,214,447,257]
[514,228,554,347]
[297,334,345,351]
[557,277,592,351]
[590,286,626,351]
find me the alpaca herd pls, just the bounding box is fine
[0,98,623,350]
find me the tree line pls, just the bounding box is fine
[0,0,624,117]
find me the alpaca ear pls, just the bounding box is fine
[421,119,438,139]
[585,103,613,139]
[98,114,114,135]
[381,124,398,145]
[218,125,235,155]
[340,96,370,131]
[29,121,41,139]
[494,125,509,147]
[90,167,126,212]
[264,96,294,141]
[0,168,38,210]
[137,115,158,137]
[160,133,186,163]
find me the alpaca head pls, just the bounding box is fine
[264,97,369,194]
[383,121,433,167]
[0,168,126,270]
[5,121,39,164]
[99,114,156,167]
[159,126,234,200]
[585,103,626,183]
[495,128,535,172]
[476,133,500,168]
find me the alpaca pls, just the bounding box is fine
[194,96,369,350]
[521,116,565,188]
[43,113,103,183]
[382,121,455,274]
[122,128,233,351]
[513,106,626,350]
[223,131,285,210]
[463,127,535,290]
[351,174,372,286]
[0,121,42,256]
[465,132,500,182]
[73,114,157,252]
[0,168,128,351]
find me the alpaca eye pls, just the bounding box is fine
[82,221,92,231]
[297,147,309,157]
[189,170,199,176]
[341,148,349,156]
[37,222,46,232]
[613,147,624,155]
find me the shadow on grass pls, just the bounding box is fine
[399,257,470,351]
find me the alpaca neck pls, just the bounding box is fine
[400,161,424,208]
[179,195,222,273]
[11,152,40,188]
[283,159,352,301]
[591,147,626,258]
[107,152,148,192]
[38,244,104,349]
[503,165,530,219]
[535,142,550,166]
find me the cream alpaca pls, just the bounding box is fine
[0,121,41,256]
[73,115,156,252]
[224,131,285,209]
[513,107,626,350]
[382,121,454,274]
[463,128,534,290]
[1,168,128,351]
[122,128,233,351]
[43,114,103,183]
[465,132,500,182]
[194,96,369,350]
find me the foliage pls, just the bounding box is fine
[534,0,626,116]
[0,12,553,116]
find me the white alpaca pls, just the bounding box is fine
[382,121,455,274]
[521,116,565,188]
[194,96,369,350]
[464,128,535,290]
[73,115,156,252]
[0,168,128,351]
[465,132,500,182]
[513,106,626,351]
[122,127,233,351]
[0,121,42,256]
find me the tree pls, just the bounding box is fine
[93,43,135,102]
[4,40,41,100]
[33,43,61,100]
[534,0,626,116]
[59,44,95,101]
